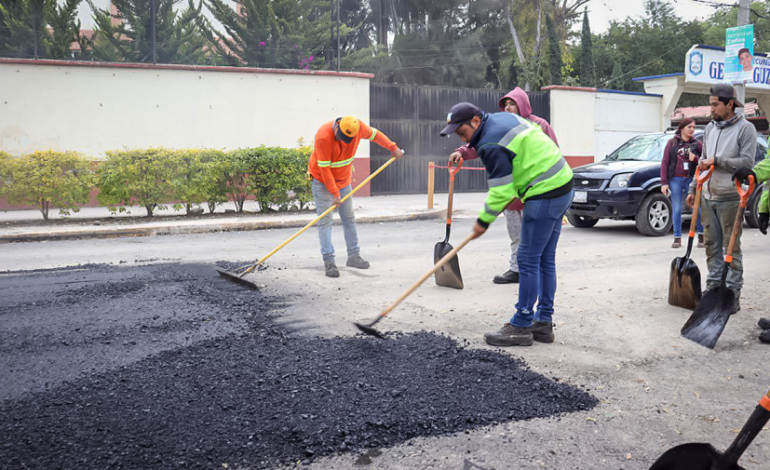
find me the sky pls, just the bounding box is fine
[586,0,729,33]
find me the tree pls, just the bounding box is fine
[0,0,84,59]
[546,14,561,85]
[90,0,211,64]
[609,59,623,90]
[579,8,594,87]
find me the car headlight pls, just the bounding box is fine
[609,173,633,189]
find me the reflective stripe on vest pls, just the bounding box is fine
[497,121,530,147]
[488,174,513,188]
[520,158,567,198]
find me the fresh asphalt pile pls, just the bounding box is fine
[0,262,597,468]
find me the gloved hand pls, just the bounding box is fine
[760,213,768,235]
[732,168,757,185]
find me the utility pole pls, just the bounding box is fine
[735,0,750,113]
[336,0,340,71]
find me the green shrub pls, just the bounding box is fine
[0,151,11,198]
[97,148,179,217]
[170,149,228,215]
[3,150,94,221]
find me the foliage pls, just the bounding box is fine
[0,0,84,59]
[0,151,12,198]
[169,149,228,214]
[3,150,94,221]
[89,0,211,64]
[546,14,561,86]
[578,8,594,87]
[97,148,180,217]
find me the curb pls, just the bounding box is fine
[0,209,447,243]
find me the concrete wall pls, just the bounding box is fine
[545,86,663,167]
[0,58,375,210]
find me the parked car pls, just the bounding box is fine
[566,131,767,236]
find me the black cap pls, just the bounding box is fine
[710,83,744,108]
[440,102,483,136]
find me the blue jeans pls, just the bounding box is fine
[510,190,573,328]
[311,179,360,262]
[670,176,703,238]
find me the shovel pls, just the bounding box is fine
[649,387,770,470]
[434,157,464,289]
[217,156,399,289]
[681,175,755,349]
[668,166,712,310]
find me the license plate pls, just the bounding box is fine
[573,191,587,203]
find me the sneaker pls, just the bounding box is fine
[346,255,370,269]
[671,238,682,248]
[484,323,533,347]
[493,270,519,284]
[697,234,705,248]
[760,330,770,344]
[758,318,770,330]
[325,261,340,278]
[532,321,555,343]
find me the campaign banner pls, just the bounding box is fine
[686,45,770,90]
[724,24,754,83]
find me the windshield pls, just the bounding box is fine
[606,134,672,162]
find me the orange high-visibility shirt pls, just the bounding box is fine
[308,119,398,198]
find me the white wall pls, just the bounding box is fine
[547,87,663,165]
[594,92,662,161]
[0,60,372,158]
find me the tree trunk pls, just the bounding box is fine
[145,204,155,217]
[40,198,49,221]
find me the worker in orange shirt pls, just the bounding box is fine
[308,116,404,277]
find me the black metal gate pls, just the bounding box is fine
[369,84,550,195]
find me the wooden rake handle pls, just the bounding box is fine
[370,231,476,326]
[240,156,399,276]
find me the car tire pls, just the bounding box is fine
[745,186,763,228]
[566,212,599,228]
[635,192,672,237]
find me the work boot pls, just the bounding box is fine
[671,238,682,248]
[532,321,555,343]
[758,318,770,330]
[760,330,770,344]
[731,293,741,315]
[346,255,370,269]
[493,270,519,284]
[484,323,533,347]
[325,261,340,278]
[697,234,705,248]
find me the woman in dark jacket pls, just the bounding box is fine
[661,118,703,248]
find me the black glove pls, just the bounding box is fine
[732,168,757,185]
[760,213,769,235]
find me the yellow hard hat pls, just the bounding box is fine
[336,116,360,143]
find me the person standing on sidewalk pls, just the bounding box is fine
[441,102,573,347]
[733,160,770,341]
[449,87,559,285]
[686,84,756,313]
[661,118,704,248]
[308,116,403,278]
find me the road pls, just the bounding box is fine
[2,212,770,469]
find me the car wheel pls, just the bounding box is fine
[745,186,763,228]
[566,212,599,228]
[635,192,672,237]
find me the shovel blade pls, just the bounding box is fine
[681,286,735,349]
[216,268,259,290]
[668,257,701,310]
[649,443,743,470]
[434,241,463,289]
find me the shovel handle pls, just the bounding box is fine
[446,158,462,226]
[370,231,476,326]
[736,175,755,208]
[723,176,754,266]
[713,389,770,470]
[696,165,713,188]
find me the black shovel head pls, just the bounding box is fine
[681,285,735,349]
[353,322,386,339]
[668,256,701,310]
[434,241,463,289]
[649,443,743,470]
[216,268,259,290]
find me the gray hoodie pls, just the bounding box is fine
[689,114,756,201]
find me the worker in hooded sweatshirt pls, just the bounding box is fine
[308,116,403,278]
[450,87,559,285]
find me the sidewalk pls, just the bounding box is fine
[0,193,489,243]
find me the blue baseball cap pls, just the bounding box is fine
[440,102,483,136]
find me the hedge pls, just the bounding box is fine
[1,146,314,220]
